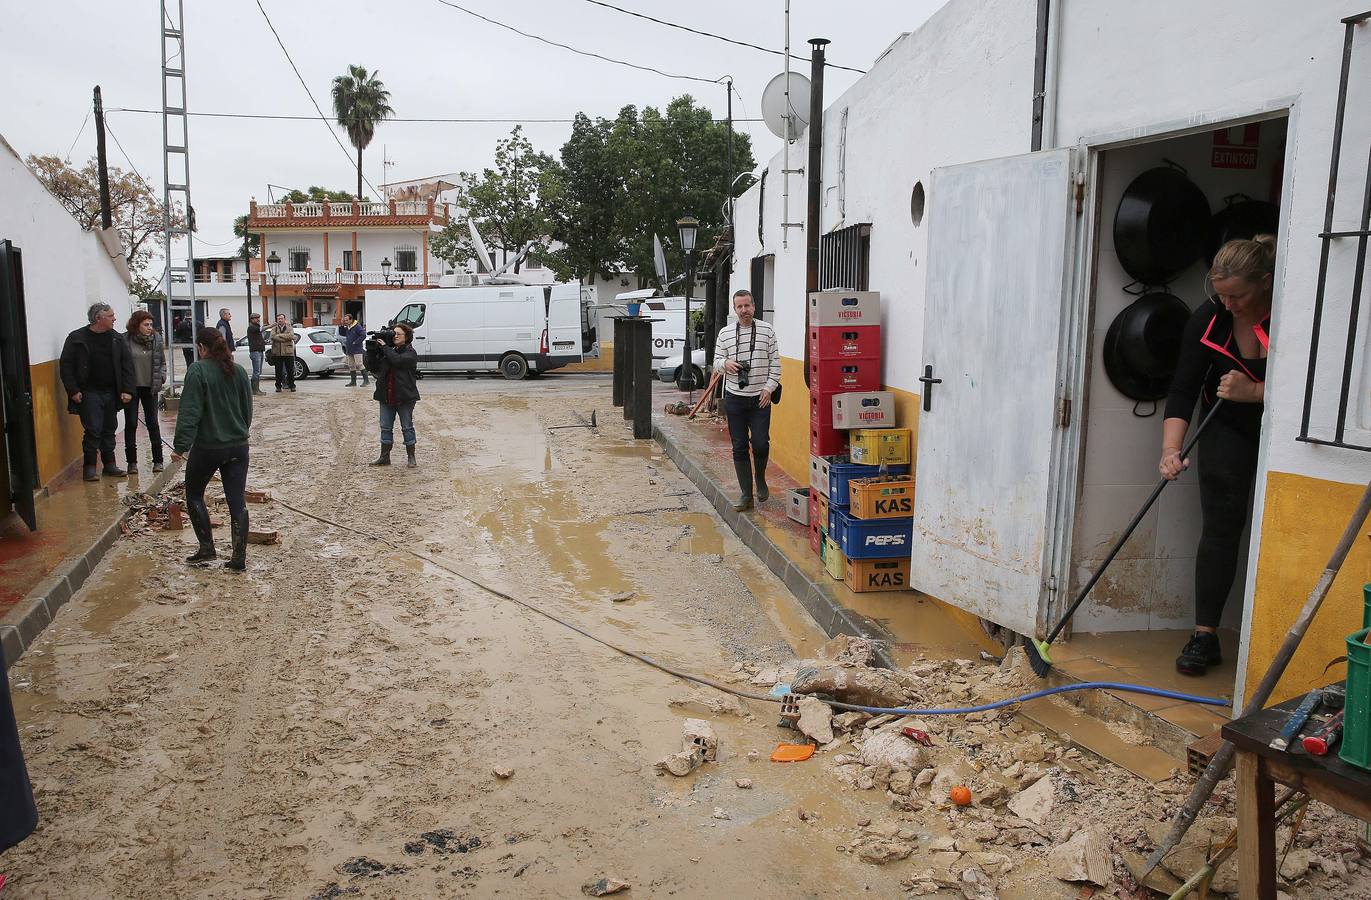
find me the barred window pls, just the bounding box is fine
[819,223,871,291]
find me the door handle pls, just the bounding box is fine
[918,365,942,411]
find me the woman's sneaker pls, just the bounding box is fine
[1176,631,1222,676]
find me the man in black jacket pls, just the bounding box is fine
[60,303,135,481]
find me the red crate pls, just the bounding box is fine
[809,325,882,361]
[809,517,822,554]
[811,421,849,456]
[810,391,833,428]
[809,357,881,394]
[808,488,820,526]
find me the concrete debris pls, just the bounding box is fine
[1046,826,1111,886]
[711,807,731,820]
[791,664,920,709]
[887,769,914,795]
[816,634,877,667]
[930,766,961,800]
[606,592,635,603]
[797,808,820,822]
[857,731,927,772]
[796,696,835,745]
[832,711,871,733]
[491,766,514,779]
[654,748,703,777]
[1006,773,1055,825]
[1280,848,1314,881]
[746,749,759,762]
[681,719,718,762]
[734,778,753,790]
[857,839,914,864]
[582,876,630,896]
[750,668,780,686]
[668,694,746,717]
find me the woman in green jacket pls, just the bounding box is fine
[173,327,254,571]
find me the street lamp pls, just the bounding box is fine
[266,251,281,321]
[676,215,700,391]
[380,256,405,287]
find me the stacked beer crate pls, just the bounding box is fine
[803,291,914,594]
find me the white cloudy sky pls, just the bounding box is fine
[3,0,946,254]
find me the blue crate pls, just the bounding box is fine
[833,508,913,560]
[828,461,910,507]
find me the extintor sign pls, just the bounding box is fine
[1212,123,1260,170]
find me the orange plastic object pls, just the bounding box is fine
[770,743,816,763]
[949,785,973,806]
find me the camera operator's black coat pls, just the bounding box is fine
[365,341,420,406]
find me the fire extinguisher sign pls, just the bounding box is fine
[1212,123,1260,169]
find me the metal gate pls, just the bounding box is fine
[0,242,38,531]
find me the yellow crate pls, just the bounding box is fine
[850,428,911,465]
[823,537,846,581]
[850,476,916,520]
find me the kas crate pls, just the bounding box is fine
[845,556,911,593]
[829,461,910,507]
[823,536,846,580]
[809,324,882,360]
[1342,584,1371,772]
[787,487,810,526]
[832,392,896,429]
[832,507,913,560]
[809,290,881,327]
[809,357,881,394]
[811,422,849,457]
[850,475,916,520]
[850,427,912,465]
[809,454,842,498]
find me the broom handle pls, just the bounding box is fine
[1044,399,1225,645]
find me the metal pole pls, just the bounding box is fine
[632,320,653,439]
[271,277,279,322]
[678,253,694,390]
[726,78,734,226]
[804,38,828,389]
[623,318,636,421]
[93,86,112,231]
[612,316,626,408]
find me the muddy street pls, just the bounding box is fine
[1,375,911,898]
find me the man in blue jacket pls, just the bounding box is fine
[340,313,368,387]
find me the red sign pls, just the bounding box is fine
[1212,123,1261,169]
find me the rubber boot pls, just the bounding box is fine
[406,444,417,468]
[348,372,358,387]
[127,456,139,475]
[101,453,127,478]
[754,453,770,503]
[732,459,754,511]
[224,510,248,572]
[82,451,99,482]
[362,371,370,387]
[369,443,393,466]
[185,503,216,563]
[251,377,263,395]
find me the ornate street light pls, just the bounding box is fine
[380,256,405,287]
[676,215,701,391]
[266,251,281,320]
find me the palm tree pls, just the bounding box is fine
[331,65,394,200]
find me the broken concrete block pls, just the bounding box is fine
[1046,826,1111,886]
[816,634,876,667]
[582,876,630,896]
[1007,774,1055,826]
[668,694,745,717]
[796,696,835,745]
[857,731,927,772]
[681,718,718,761]
[857,839,914,864]
[491,766,514,779]
[791,664,919,708]
[654,748,703,777]
[930,766,961,800]
[734,778,753,790]
[887,769,914,795]
[832,711,871,732]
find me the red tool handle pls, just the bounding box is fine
[1301,711,1344,756]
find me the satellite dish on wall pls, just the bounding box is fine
[761,71,811,141]
[653,233,669,290]
[468,219,494,274]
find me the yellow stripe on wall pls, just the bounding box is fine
[31,359,85,485]
[1246,471,1371,705]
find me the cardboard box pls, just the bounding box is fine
[832,391,896,429]
[833,508,913,560]
[809,291,881,327]
[850,476,916,520]
[823,537,846,580]
[809,324,882,360]
[787,487,810,526]
[809,357,881,394]
[850,428,912,465]
[845,556,912,593]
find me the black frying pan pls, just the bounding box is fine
[1206,196,1280,264]
[1102,291,1192,401]
[1114,166,1211,285]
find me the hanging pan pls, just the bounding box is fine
[1102,291,1192,401]
[1206,194,1280,264]
[1114,165,1211,285]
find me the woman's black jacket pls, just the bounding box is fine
[365,342,420,405]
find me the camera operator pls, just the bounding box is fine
[364,322,420,468]
[713,290,780,511]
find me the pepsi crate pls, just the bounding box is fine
[829,461,910,507]
[833,507,913,560]
[808,324,882,360]
[809,357,881,394]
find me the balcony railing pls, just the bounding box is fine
[257,269,445,288]
[247,198,451,226]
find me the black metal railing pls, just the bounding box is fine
[819,223,871,291]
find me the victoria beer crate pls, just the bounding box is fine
[808,290,881,327]
[809,324,882,360]
[787,487,810,526]
[811,421,849,457]
[828,461,910,508]
[823,536,846,580]
[832,507,913,560]
[850,427,912,465]
[809,357,881,394]
[845,556,912,593]
[832,391,896,429]
[850,475,916,520]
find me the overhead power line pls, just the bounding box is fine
[102,119,158,196]
[432,0,727,85]
[66,108,92,161]
[107,107,761,125]
[577,0,867,74]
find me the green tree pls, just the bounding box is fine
[279,185,361,203]
[331,65,394,200]
[429,220,474,271]
[232,215,260,258]
[454,126,555,274]
[541,113,625,283]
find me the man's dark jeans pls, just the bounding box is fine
[77,389,120,461]
[724,392,771,463]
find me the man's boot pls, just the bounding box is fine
[369,443,392,466]
[225,510,248,572]
[406,444,417,468]
[82,452,98,482]
[754,453,770,503]
[101,453,127,478]
[348,372,358,387]
[362,370,370,387]
[185,504,216,563]
[732,459,754,512]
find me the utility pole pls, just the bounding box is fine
[93,86,112,231]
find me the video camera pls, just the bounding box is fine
[368,327,396,350]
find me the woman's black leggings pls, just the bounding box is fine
[185,444,250,531]
[123,386,163,464]
[1194,417,1259,629]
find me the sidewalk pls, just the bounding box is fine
[650,385,1224,764]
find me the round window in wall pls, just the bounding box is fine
[910,181,926,226]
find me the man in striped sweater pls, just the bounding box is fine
[713,290,781,511]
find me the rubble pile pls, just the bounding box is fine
[120,484,187,535]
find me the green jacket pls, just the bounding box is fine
[173,360,253,453]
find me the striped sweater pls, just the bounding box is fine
[713,319,780,397]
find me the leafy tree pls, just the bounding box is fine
[453,126,555,274]
[429,220,475,271]
[278,185,360,204]
[541,113,625,283]
[26,153,180,278]
[232,215,260,258]
[331,65,394,200]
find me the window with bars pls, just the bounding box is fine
[819,223,871,291]
[288,247,310,272]
[343,249,360,270]
[394,247,418,272]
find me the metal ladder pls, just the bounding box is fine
[160,0,196,389]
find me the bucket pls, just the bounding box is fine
[625,302,642,317]
[1341,584,1371,771]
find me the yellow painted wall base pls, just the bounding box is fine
[558,342,614,374]
[771,355,921,485]
[1246,471,1371,705]
[31,359,85,486]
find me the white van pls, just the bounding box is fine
[388,283,584,379]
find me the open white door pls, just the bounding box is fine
[910,148,1081,638]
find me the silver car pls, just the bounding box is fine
[233,326,345,381]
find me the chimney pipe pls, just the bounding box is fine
[804,38,829,388]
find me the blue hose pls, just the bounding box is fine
[825,681,1230,716]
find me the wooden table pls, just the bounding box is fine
[1221,685,1371,898]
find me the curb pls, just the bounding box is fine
[1,463,182,671]
[654,423,898,670]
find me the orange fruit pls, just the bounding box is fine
[949,785,973,806]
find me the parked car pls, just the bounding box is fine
[233,326,345,381]
[658,348,707,389]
